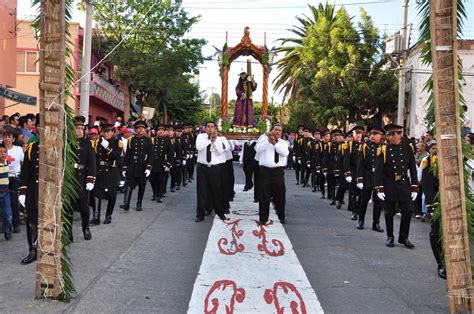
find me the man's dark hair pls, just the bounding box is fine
[206,121,215,127]
[3,130,15,139]
[0,143,6,149]
[9,114,19,124]
[2,115,9,122]
[19,116,29,128]
[26,113,35,121]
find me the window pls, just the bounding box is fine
[16,50,39,73]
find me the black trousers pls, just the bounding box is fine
[301,164,311,184]
[254,164,260,201]
[171,165,182,188]
[65,191,90,239]
[294,161,300,183]
[258,167,286,223]
[225,159,235,200]
[327,173,337,200]
[187,158,195,179]
[358,188,383,224]
[336,175,347,202]
[150,172,166,197]
[25,206,38,251]
[220,163,231,209]
[243,160,256,189]
[196,164,224,218]
[164,171,169,194]
[430,219,443,266]
[9,177,20,228]
[384,197,413,240]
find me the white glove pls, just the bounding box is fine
[145,169,151,177]
[19,195,26,208]
[377,192,385,201]
[307,163,311,168]
[86,183,94,191]
[100,138,109,149]
[346,176,352,183]
[357,183,364,190]
[323,172,327,177]
[182,160,187,166]
[292,156,296,162]
[122,171,126,177]
[298,160,301,164]
[411,192,418,201]
[316,169,321,173]
[164,166,170,172]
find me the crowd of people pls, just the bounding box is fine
[1,111,471,281]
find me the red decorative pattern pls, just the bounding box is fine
[204,280,246,314]
[253,219,285,257]
[264,282,307,314]
[218,219,245,255]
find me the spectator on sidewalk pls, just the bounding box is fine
[0,144,12,241]
[4,130,23,233]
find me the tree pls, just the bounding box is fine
[92,0,206,121]
[276,4,398,128]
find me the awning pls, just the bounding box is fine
[0,86,37,106]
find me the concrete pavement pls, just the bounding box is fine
[0,164,448,313]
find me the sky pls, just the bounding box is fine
[16,0,474,105]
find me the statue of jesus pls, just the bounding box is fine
[233,71,257,127]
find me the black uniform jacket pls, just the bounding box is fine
[93,137,121,190]
[19,141,39,210]
[343,140,361,178]
[356,141,381,189]
[72,137,96,193]
[152,137,173,173]
[123,136,154,177]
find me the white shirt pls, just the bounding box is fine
[196,133,225,165]
[255,134,289,168]
[223,137,235,161]
[121,137,128,156]
[7,145,24,176]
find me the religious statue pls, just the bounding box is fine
[233,61,257,127]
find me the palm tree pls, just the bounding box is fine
[273,3,335,103]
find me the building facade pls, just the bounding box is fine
[3,20,124,122]
[403,40,474,137]
[0,0,17,109]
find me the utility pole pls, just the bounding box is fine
[396,0,409,126]
[430,0,473,311]
[79,0,93,124]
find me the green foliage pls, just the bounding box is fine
[92,0,207,122]
[221,119,232,133]
[256,117,267,134]
[275,3,397,128]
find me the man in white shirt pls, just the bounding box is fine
[255,124,289,225]
[195,121,228,222]
[4,130,24,233]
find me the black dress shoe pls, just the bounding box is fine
[188,179,192,183]
[329,200,336,206]
[243,188,249,192]
[151,195,157,201]
[83,228,92,241]
[103,216,112,224]
[356,222,364,230]
[195,217,204,222]
[312,186,316,192]
[336,201,342,209]
[224,208,230,214]
[13,226,20,233]
[157,198,163,203]
[438,265,447,280]
[398,238,415,249]
[217,214,229,221]
[254,199,259,203]
[279,219,286,225]
[320,194,326,199]
[351,214,358,221]
[119,204,129,211]
[386,237,395,248]
[4,232,12,240]
[176,186,181,191]
[21,251,36,265]
[296,181,299,185]
[170,188,175,193]
[372,224,384,233]
[182,183,187,187]
[259,219,267,225]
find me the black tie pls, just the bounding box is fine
[206,144,212,163]
[274,149,279,164]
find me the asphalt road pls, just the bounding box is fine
[0,164,448,313]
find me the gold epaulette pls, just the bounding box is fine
[118,140,123,149]
[349,141,353,154]
[376,145,387,163]
[92,139,99,152]
[342,143,347,151]
[361,143,367,159]
[421,158,428,170]
[26,143,34,161]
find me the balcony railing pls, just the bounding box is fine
[90,73,125,111]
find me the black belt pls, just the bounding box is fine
[260,166,284,170]
[198,163,219,168]
[99,161,117,167]
[391,174,407,182]
[74,163,86,170]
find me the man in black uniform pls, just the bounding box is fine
[240,139,257,191]
[375,124,418,248]
[120,120,154,211]
[150,124,173,203]
[163,125,175,196]
[91,123,122,224]
[325,129,343,205]
[419,142,446,279]
[355,126,384,232]
[19,139,39,264]
[310,129,322,191]
[343,126,364,220]
[65,116,96,241]
[335,132,348,209]
[319,128,331,198]
[293,125,304,185]
[298,127,312,187]
[184,124,196,183]
[170,125,185,192]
